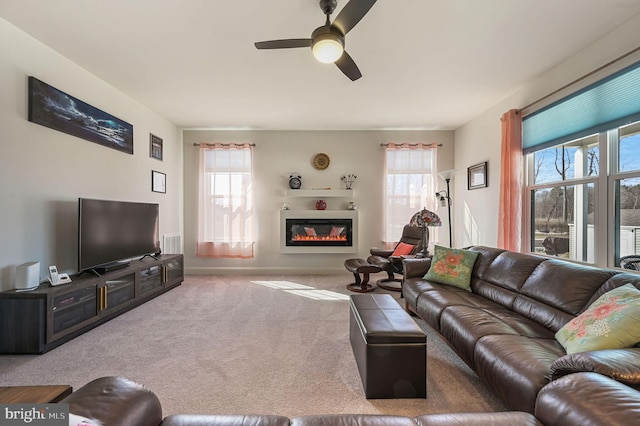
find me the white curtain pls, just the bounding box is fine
[197,143,254,258]
[384,143,438,248]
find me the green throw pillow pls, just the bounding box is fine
[555,284,640,354]
[423,245,479,291]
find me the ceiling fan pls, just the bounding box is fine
[254,0,378,81]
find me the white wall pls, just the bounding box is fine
[0,18,182,290]
[183,130,454,274]
[453,13,640,249]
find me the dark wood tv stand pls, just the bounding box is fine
[0,254,183,354]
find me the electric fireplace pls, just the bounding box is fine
[286,218,352,247]
[280,210,358,254]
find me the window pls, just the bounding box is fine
[523,60,640,267]
[527,135,598,261]
[383,144,437,247]
[525,121,640,266]
[197,144,254,258]
[615,122,640,263]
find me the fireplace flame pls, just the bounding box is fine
[292,234,347,242]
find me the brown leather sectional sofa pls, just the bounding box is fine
[403,245,640,413]
[60,246,640,424]
[64,373,638,425]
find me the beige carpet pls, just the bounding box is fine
[0,274,505,418]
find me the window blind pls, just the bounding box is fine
[522,61,640,153]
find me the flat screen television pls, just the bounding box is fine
[78,198,160,273]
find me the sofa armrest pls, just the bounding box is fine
[549,348,640,386]
[535,372,640,426]
[370,248,393,257]
[402,258,432,279]
[62,376,162,426]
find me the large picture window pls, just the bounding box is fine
[523,60,640,267]
[525,121,640,266]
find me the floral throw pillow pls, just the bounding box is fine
[555,284,640,354]
[423,245,479,291]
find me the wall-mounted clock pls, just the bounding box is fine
[312,153,330,170]
[289,173,302,189]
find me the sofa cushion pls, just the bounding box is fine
[555,284,640,354]
[424,246,479,291]
[291,414,416,426]
[471,249,546,293]
[473,335,565,412]
[439,304,555,369]
[518,259,617,319]
[510,259,616,332]
[411,282,495,330]
[161,414,291,426]
[413,412,541,426]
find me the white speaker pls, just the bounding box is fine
[16,262,40,290]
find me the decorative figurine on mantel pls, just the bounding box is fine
[341,174,357,190]
[289,173,302,189]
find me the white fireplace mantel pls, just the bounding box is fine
[280,210,358,254]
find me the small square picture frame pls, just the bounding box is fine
[150,134,163,161]
[152,170,166,193]
[468,161,488,190]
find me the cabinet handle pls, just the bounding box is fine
[100,286,108,310]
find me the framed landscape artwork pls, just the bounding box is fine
[468,162,488,190]
[28,76,134,154]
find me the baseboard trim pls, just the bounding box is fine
[185,266,347,275]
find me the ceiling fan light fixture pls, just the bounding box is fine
[312,33,344,63]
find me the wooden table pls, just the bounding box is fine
[0,385,72,403]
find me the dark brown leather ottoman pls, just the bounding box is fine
[345,258,382,292]
[349,294,427,399]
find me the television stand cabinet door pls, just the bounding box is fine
[0,254,184,354]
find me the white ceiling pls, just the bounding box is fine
[2,0,640,130]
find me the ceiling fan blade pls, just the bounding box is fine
[255,39,312,49]
[332,0,377,35]
[335,51,362,81]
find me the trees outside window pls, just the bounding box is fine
[526,121,640,266]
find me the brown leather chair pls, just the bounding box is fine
[367,224,423,291]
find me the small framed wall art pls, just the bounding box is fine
[152,170,166,193]
[150,134,163,160]
[468,161,488,190]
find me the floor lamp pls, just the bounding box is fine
[436,169,455,247]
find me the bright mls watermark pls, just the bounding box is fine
[0,404,68,426]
